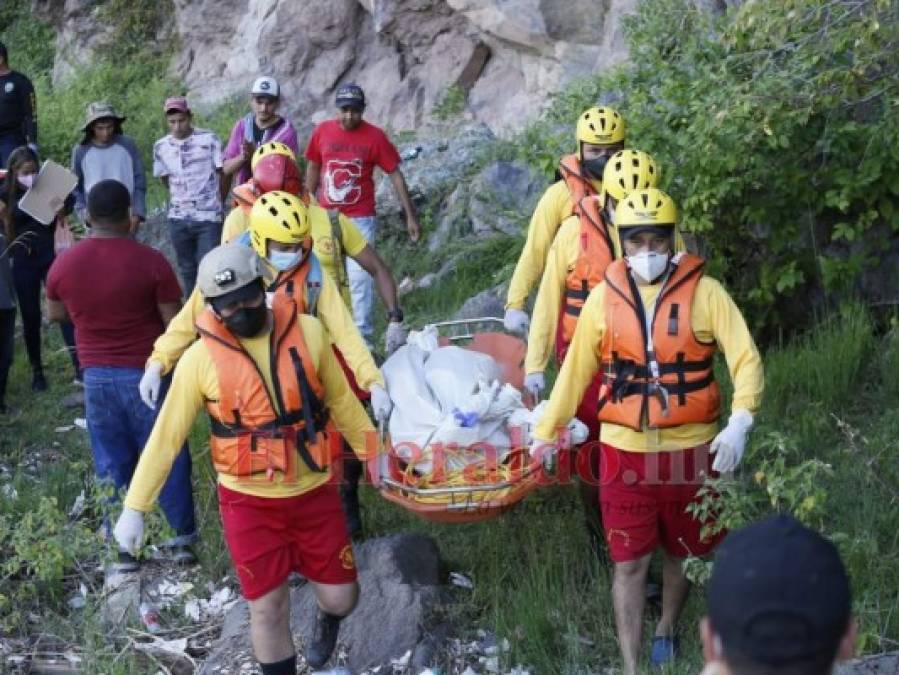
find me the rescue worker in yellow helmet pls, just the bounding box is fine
[504,106,625,335]
[139,192,386,422]
[114,243,376,673]
[222,146,407,359]
[530,188,763,675]
[522,150,659,553]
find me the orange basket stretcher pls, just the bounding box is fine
[378,317,544,524]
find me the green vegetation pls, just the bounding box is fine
[503,0,899,337]
[433,84,468,121]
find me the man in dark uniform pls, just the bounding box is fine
[0,41,37,167]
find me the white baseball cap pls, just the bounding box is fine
[251,76,280,98]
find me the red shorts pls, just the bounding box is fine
[218,482,358,600]
[599,443,724,562]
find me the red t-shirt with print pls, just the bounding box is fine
[304,119,401,218]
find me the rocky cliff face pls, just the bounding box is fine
[42,0,639,137]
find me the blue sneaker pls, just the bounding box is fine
[650,635,679,668]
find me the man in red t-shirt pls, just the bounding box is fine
[47,180,197,566]
[304,83,419,343]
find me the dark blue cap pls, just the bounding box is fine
[335,83,365,110]
[707,514,851,666]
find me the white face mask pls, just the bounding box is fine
[628,251,669,283]
[267,249,302,272]
[17,173,35,189]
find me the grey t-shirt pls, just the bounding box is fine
[71,135,147,220]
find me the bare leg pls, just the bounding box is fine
[655,552,691,637]
[247,581,294,663]
[612,553,652,675]
[311,580,359,617]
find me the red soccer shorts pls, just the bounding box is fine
[217,482,358,600]
[599,443,724,563]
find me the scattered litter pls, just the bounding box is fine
[182,586,236,622]
[139,602,163,633]
[480,655,499,672]
[54,425,75,433]
[184,598,201,622]
[460,668,478,675]
[73,418,87,429]
[133,636,188,657]
[390,649,411,667]
[154,579,195,600]
[68,595,86,610]
[68,490,86,519]
[450,572,474,589]
[1,484,17,500]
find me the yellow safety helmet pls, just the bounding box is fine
[612,188,682,258]
[602,150,660,202]
[248,190,310,258]
[576,106,625,148]
[251,141,296,171]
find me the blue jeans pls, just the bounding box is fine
[167,218,223,293]
[346,215,377,340]
[84,366,197,541]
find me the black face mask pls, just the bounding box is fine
[223,304,268,338]
[582,155,610,179]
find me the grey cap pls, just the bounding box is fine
[197,244,265,299]
[82,101,125,131]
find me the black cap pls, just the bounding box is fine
[87,179,131,224]
[619,225,674,241]
[707,514,851,666]
[335,83,365,110]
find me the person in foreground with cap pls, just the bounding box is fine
[114,243,377,674]
[504,106,626,337]
[531,188,764,673]
[71,101,146,232]
[700,514,856,675]
[304,83,420,346]
[153,96,225,293]
[222,76,299,194]
[47,180,197,564]
[524,149,661,556]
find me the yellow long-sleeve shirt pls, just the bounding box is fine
[149,256,384,391]
[525,215,582,374]
[125,313,377,511]
[506,177,601,310]
[221,203,368,307]
[535,275,764,452]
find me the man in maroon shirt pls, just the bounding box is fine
[47,180,197,565]
[304,83,419,344]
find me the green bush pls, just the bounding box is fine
[513,0,899,336]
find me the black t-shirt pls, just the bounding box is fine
[0,185,73,260]
[0,71,36,140]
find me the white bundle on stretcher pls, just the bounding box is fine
[382,326,587,475]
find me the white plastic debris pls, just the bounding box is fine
[54,425,75,433]
[450,572,474,589]
[390,649,411,667]
[74,417,87,429]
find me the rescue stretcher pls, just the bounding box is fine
[377,317,545,524]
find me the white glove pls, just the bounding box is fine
[139,361,164,410]
[503,308,530,336]
[113,507,146,555]
[369,383,393,425]
[710,409,754,473]
[529,436,558,473]
[524,371,545,399]
[384,321,408,356]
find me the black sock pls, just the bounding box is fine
[259,653,296,675]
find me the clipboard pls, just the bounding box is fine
[18,160,78,225]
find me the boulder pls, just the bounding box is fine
[467,161,543,237]
[837,652,899,673]
[452,284,507,321]
[199,533,449,673]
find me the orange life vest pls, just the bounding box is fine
[561,197,615,343]
[196,293,331,478]
[597,253,720,431]
[232,180,261,214]
[559,154,599,216]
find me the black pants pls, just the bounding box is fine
[11,255,79,374]
[0,307,14,405]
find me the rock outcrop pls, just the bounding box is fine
[40,0,639,137]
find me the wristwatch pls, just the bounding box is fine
[387,308,404,323]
